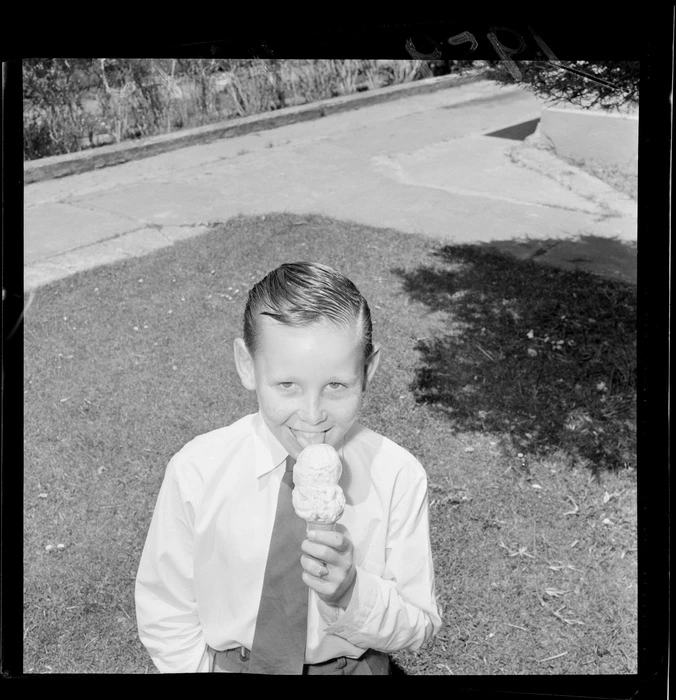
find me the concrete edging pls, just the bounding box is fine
[24,73,485,184]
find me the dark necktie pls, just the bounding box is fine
[249,455,308,674]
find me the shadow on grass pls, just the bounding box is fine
[393,241,637,474]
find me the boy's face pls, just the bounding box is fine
[234,316,380,459]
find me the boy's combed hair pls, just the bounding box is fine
[243,262,374,361]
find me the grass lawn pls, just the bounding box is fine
[23,212,637,675]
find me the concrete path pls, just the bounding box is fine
[24,79,637,292]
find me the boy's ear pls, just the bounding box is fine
[233,338,256,391]
[363,344,381,390]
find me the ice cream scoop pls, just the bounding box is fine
[292,444,345,530]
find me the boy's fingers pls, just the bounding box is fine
[303,538,354,567]
[302,571,334,593]
[301,540,337,564]
[306,529,341,545]
[300,554,329,578]
[306,529,349,551]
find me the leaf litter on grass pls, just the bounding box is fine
[412,422,634,674]
[389,240,636,675]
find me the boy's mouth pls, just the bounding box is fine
[289,428,330,447]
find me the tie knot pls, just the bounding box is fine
[285,455,296,472]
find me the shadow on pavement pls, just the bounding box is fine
[488,234,637,286]
[393,238,637,473]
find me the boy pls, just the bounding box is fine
[135,261,442,674]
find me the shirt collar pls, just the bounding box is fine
[252,412,289,478]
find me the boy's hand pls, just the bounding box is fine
[300,529,356,609]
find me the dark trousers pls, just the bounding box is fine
[210,646,391,675]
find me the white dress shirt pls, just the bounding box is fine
[135,412,442,673]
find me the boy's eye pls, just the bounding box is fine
[327,382,345,390]
[278,382,294,389]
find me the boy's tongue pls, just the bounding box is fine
[293,429,327,448]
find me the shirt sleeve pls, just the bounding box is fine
[319,461,442,652]
[135,455,210,673]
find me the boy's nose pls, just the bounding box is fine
[299,395,327,425]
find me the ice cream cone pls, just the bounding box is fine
[292,444,345,527]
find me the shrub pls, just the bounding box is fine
[23,58,102,159]
[23,58,445,161]
[486,60,639,111]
